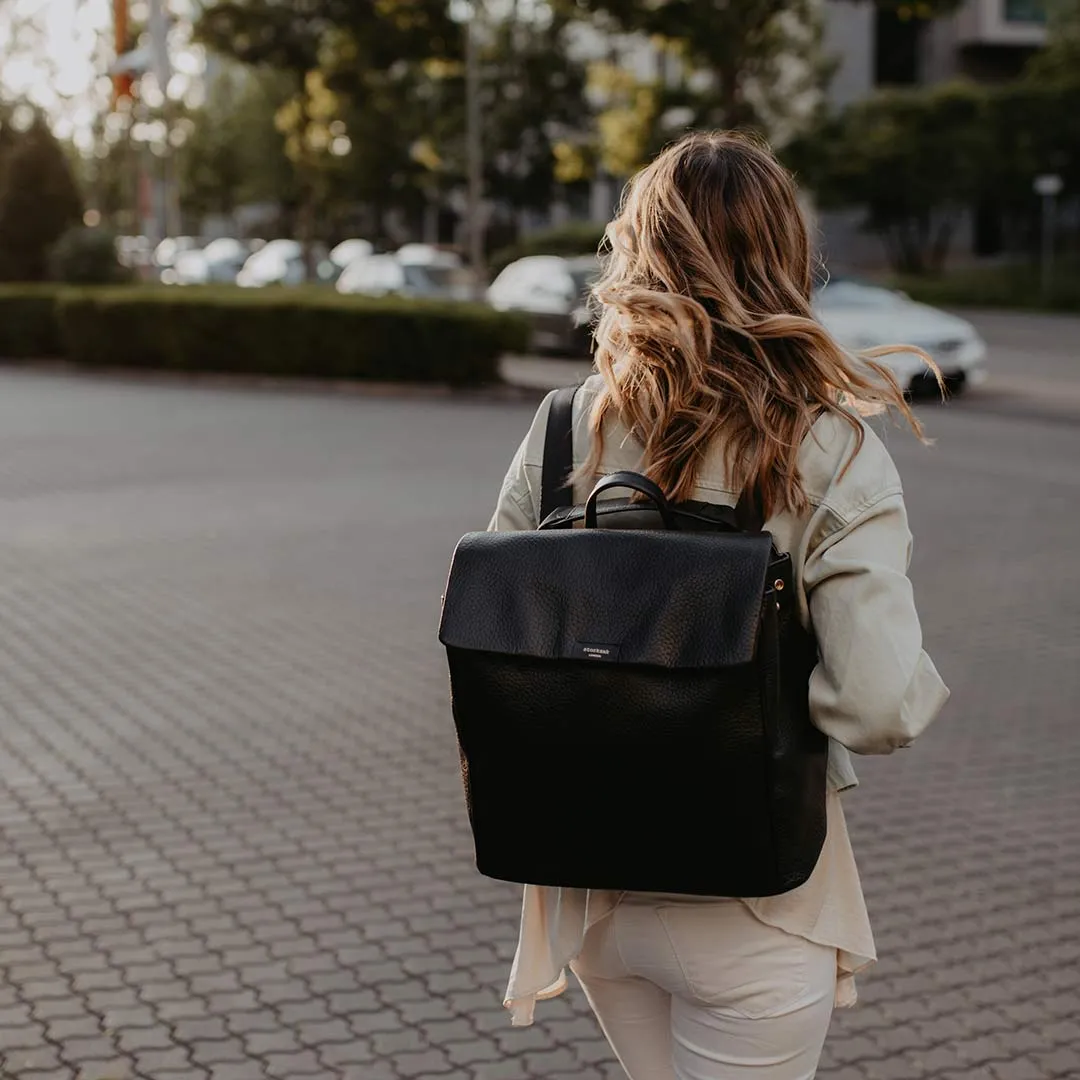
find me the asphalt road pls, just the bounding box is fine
[0,310,1076,1080]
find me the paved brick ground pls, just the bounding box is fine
[0,366,1076,1080]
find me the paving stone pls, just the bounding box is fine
[390,1049,455,1078]
[989,1060,1053,1080]
[187,1039,248,1066]
[315,1041,376,1069]
[0,373,1073,1080]
[260,1050,323,1076]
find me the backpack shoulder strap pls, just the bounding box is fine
[734,486,765,533]
[540,382,764,534]
[540,385,578,525]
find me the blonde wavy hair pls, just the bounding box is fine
[582,130,937,518]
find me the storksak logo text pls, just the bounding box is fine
[574,642,621,661]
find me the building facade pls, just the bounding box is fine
[825,0,1047,106]
[818,0,1048,269]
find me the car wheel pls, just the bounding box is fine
[909,370,966,400]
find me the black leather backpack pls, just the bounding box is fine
[438,386,828,897]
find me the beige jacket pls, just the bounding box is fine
[490,374,950,792]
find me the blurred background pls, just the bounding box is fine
[0,0,1077,302]
[0,2,1077,1080]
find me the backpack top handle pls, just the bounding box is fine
[540,382,766,535]
[585,472,676,530]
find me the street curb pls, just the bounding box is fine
[0,357,551,405]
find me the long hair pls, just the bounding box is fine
[582,130,937,518]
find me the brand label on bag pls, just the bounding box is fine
[573,641,621,662]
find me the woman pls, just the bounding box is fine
[488,131,949,1079]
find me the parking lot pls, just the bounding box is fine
[0,310,1077,1080]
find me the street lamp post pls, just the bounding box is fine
[1034,173,1063,300]
[464,0,485,299]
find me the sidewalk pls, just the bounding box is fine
[499,354,1080,422]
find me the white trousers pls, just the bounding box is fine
[570,895,837,1080]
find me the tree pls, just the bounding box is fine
[0,114,83,281]
[196,0,456,264]
[789,80,992,273]
[555,0,829,137]
[977,1,1080,255]
[180,67,305,227]
[479,12,592,214]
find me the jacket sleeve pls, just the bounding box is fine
[487,433,538,533]
[804,490,949,754]
[487,393,556,533]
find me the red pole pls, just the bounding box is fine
[112,0,134,109]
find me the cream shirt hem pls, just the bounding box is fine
[504,791,875,1027]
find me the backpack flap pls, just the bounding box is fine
[439,529,775,669]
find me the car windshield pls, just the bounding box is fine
[569,266,598,296]
[404,265,455,292]
[203,239,245,263]
[814,281,907,309]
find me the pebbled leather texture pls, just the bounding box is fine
[439,475,829,898]
[439,530,775,669]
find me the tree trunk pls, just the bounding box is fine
[716,64,744,129]
[884,219,928,276]
[928,215,955,275]
[294,72,317,281]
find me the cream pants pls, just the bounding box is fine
[570,895,837,1080]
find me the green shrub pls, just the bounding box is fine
[50,227,131,285]
[893,262,1080,313]
[490,222,608,275]
[56,288,528,385]
[0,284,65,357]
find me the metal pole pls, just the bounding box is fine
[464,1,485,299]
[1041,192,1056,300]
[162,97,183,239]
[147,0,180,238]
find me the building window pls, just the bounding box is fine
[874,9,920,86]
[1003,0,1046,23]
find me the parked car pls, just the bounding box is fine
[336,250,474,300]
[165,238,250,285]
[236,239,327,287]
[115,235,155,272]
[330,238,374,269]
[486,254,599,355]
[813,279,987,395]
[153,236,200,271]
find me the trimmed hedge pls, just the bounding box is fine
[490,222,608,275]
[0,286,528,385]
[0,285,67,358]
[893,263,1080,313]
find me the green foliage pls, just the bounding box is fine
[1000,4,1080,197]
[791,2,1080,275]
[180,67,302,219]
[789,80,993,273]
[557,0,827,138]
[893,261,1080,312]
[873,0,965,14]
[0,285,67,357]
[53,288,526,384]
[489,222,608,274]
[0,117,83,282]
[49,228,131,285]
[325,15,591,227]
[197,0,456,80]
[479,15,592,211]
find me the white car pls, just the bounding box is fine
[814,280,987,394]
[167,238,250,286]
[236,239,311,288]
[337,250,474,300]
[330,239,374,269]
[487,255,598,355]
